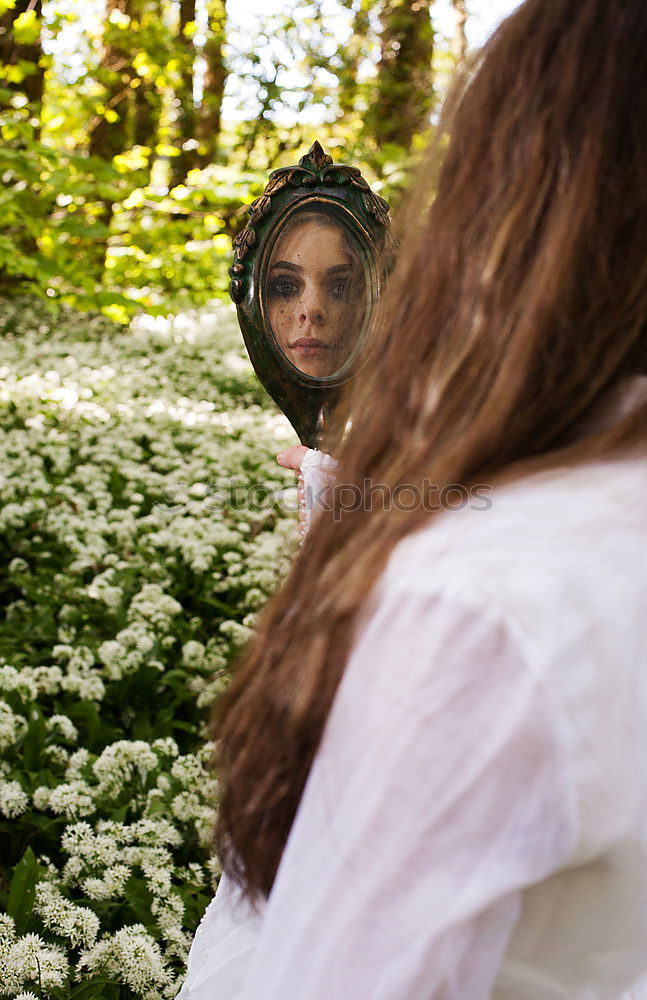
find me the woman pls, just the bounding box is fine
[265,210,367,379]
[178,0,647,996]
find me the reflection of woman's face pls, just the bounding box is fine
[266,218,364,378]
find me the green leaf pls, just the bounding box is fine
[22,705,47,770]
[68,979,120,998]
[7,846,43,934]
[14,9,40,45]
[54,216,112,239]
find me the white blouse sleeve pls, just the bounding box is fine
[238,586,578,1000]
[299,448,338,534]
[174,872,263,1000]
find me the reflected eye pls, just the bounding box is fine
[267,274,302,300]
[328,277,350,300]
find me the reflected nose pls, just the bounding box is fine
[297,288,325,327]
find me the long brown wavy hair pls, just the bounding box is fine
[214,0,647,901]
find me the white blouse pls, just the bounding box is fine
[177,381,647,1000]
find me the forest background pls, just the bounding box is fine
[0,0,517,320]
[0,2,519,998]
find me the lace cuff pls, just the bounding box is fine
[299,449,338,535]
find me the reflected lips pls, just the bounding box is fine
[288,337,331,355]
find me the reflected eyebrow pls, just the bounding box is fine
[270,261,353,274]
[270,260,303,272]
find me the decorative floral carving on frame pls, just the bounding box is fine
[229,141,391,303]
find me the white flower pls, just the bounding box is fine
[0,700,27,751]
[0,665,38,700]
[170,793,215,844]
[44,744,71,767]
[219,619,252,649]
[31,665,64,695]
[181,639,206,669]
[35,881,100,948]
[62,822,121,870]
[78,924,173,991]
[52,644,73,663]
[44,780,96,818]
[187,862,207,886]
[32,786,51,810]
[0,932,69,992]
[151,737,179,759]
[47,714,78,742]
[129,817,183,847]
[96,639,122,671]
[67,646,95,671]
[0,912,16,942]
[0,303,296,990]
[87,568,123,611]
[61,670,105,701]
[8,557,29,574]
[0,778,29,818]
[93,740,159,795]
[65,748,91,779]
[97,624,157,679]
[170,751,211,787]
[82,863,131,901]
[127,583,182,628]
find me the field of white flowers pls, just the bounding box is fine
[0,298,299,999]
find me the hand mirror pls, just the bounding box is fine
[229,141,393,447]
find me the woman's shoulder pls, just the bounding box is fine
[385,454,647,601]
[378,453,647,703]
[371,455,647,862]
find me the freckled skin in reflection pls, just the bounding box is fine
[266,217,366,378]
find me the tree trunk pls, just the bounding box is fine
[132,0,163,149]
[88,0,139,278]
[451,0,468,64]
[195,0,226,169]
[134,81,159,147]
[170,0,198,185]
[0,0,44,280]
[368,0,434,152]
[89,0,135,162]
[337,0,371,118]
[0,0,45,132]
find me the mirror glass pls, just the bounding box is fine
[264,209,370,380]
[230,141,393,446]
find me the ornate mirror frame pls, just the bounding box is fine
[229,141,393,447]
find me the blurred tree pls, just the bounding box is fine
[0,0,45,132]
[195,0,226,168]
[171,0,198,184]
[451,0,467,63]
[367,0,434,153]
[231,2,343,163]
[89,0,134,160]
[131,0,165,148]
[171,0,226,184]
[1,0,460,316]
[89,0,168,159]
[0,0,47,284]
[336,0,373,119]
[86,0,137,278]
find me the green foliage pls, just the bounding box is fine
[0,0,459,319]
[0,99,134,313]
[0,296,298,997]
[106,163,268,318]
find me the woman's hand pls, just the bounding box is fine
[276,445,309,476]
[277,446,310,538]
[277,447,338,539]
